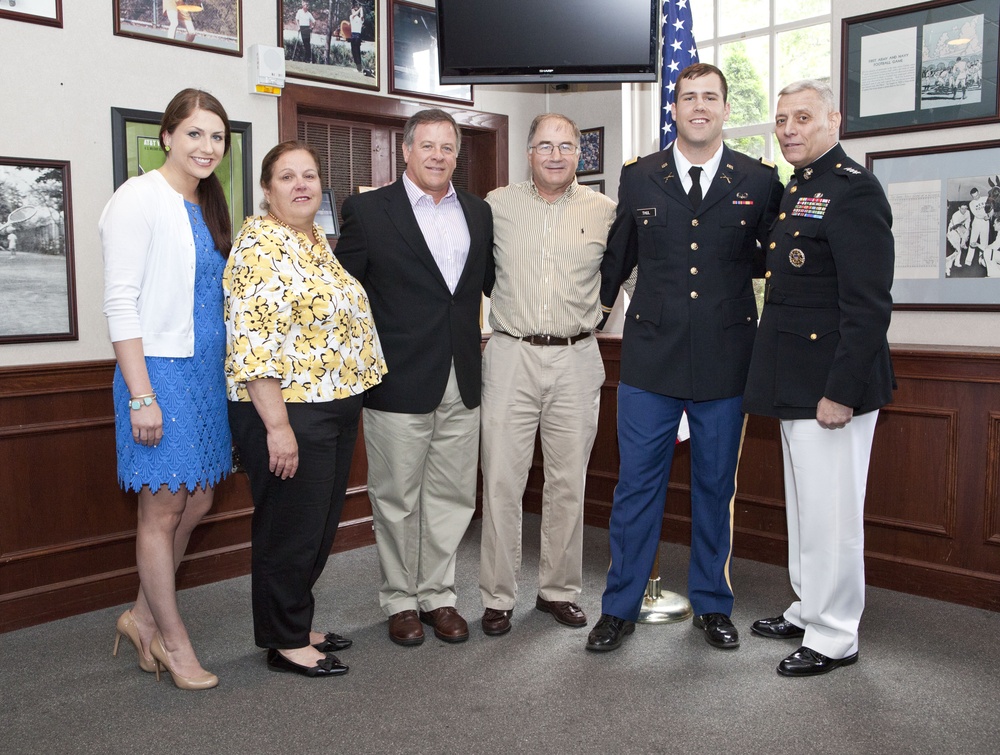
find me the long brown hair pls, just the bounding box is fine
[160,89,233,257]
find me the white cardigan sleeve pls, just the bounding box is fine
[100,180,155,343]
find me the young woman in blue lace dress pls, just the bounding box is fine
[100,89,233,690]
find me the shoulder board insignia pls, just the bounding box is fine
[842,166,861,175]
[625,156,639,167]
[759,157,775,168]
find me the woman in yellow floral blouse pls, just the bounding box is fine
[224,141,386,678]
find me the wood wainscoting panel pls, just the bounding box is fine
[0,361,375,633]
[984,412,1000,546]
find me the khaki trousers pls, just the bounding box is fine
[364,363,479,616]
[479,333,604,610]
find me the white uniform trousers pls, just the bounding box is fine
[364,363,479,617]
[479,332,604,609]
[780,409,879,659]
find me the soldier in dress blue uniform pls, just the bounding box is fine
[587,63,783,653]
[743,80,895,677]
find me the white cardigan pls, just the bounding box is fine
[100,170,199,357]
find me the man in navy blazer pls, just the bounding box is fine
[335,109,494,647]
[587,64,782,653]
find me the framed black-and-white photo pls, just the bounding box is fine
[0,0,62,27]
[842,0,1000,138]
[579,179,606,195]
[316,188,340,239]
[0,157,77,344]
[389,0,473,104]
[113,0,242,55]
[280,0,378,91]
[111,107,252,236]
[577,127,604,176]
[867,139,1000,310]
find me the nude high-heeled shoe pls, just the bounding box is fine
[112,609,157,673]
[149,633,219,690]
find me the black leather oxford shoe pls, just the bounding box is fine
[693,613,740,649]
[585,614,635,652]
[777,646,858,677]
[751,615,805,640]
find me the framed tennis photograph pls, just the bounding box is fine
[0,0,62,27]
[841,0,1000,138]
[279,0,378,91]
[579,179,606,195]
[110,107,252,236]
[389,0,473,104]
[0,157,77,345]
[577,127,604,176]
[316,188,340,239]
[867,139,1000,310]
[113,0,242,56]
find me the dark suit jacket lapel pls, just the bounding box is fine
[700,146,747,214]
[384,179,450,291]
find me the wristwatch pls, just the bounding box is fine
[129,395,156,411]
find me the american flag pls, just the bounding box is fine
[660,0,700,149]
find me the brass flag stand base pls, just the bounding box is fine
[637,551,692,624]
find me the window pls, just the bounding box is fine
[689,0,832,181]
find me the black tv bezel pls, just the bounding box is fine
[435,0,659,85]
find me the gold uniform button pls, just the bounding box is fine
[809,333,817,341]
[740,219,747,226]
[794,231,800,237]
[692,218,699,227]
[690,291,699,299]
[690,267,699,275]
[643,219,649,225]
[691,242,699,251]
[769,242,776,249]
[635,313,640,320]
[791,186,798,194]
[779,212,786,220]
[765,271,772,279]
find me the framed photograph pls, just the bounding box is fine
[316,188,340,239]
[280,0,378,91]
[841,0,1000,138]
[389,0,473,104]
[113,1,242,55]
[577,127,604,176]
[0,0,62,27]
[579,179,606,195]
[111,107,252,236]
[867,139,1000,310]
[0,157,77,344]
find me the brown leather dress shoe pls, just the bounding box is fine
[388,610,424,646]
[535,596,587,627]
[481,608,512,636]
[418,607,469,643]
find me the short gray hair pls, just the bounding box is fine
[526,113,581,151]
[402,109,461,154]
[777,79,836,112]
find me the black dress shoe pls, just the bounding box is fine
[693,613,740,649]
[313,632,352,652]
[585,614,635,652]
[777,646,858,677]
[751,615,805,640]
[266,648,349,677]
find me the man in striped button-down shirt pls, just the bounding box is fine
[478,114,616,638]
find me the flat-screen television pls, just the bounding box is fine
[436,0,659,85]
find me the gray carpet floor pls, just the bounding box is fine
[1,514,998,754]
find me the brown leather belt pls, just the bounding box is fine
[497,330,592,346]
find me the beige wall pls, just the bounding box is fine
[0,0,992,369]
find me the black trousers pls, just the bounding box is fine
[229,396,362,649]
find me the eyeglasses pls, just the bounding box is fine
[529,142,579,155]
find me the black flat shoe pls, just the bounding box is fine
[777,646,858,677]
[585,614,635,652]
[266,648,349,677]
[751,615,805,640]
[693,613,740,649]
[313,632,353,652]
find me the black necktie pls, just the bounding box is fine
[688,166,703,211]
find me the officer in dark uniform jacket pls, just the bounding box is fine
[743,79,894,678]
[586,63,782,654]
